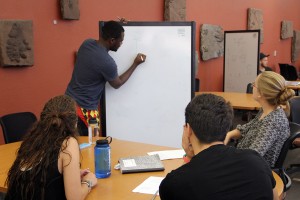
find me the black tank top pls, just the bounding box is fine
[5,152,66,200]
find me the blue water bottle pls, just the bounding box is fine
[94,136,112,178]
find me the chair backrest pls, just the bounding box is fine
[289,97,300,124]
[279,63,298,81]
[272,122,300,191]
[274,122,300,168]
[246,83,253,94]
[0,112,37,144]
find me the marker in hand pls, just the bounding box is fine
[141,55,144,61]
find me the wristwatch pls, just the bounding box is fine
[81,180,93,192]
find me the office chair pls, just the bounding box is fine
[273,122,300,191]
[289,97,300,124]
[241,83,256,121]
[0,112,37,144]
[279,63,298,81]
[286,98,300,174]
[246,83,253,94]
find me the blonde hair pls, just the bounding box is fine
[257,71,295,116]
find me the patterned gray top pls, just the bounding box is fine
[236,108,290,167]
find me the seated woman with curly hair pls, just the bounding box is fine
[5,95,97,200]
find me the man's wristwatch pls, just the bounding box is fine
[81,180,93,192]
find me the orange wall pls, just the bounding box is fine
[0,0,300,144]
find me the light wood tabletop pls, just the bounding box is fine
[0,137,283,199]
[196,91,261,110]
[286,81,300,90]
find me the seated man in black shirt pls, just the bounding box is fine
[159,94,279,200]
[259,53,273,74]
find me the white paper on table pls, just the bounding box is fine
[147,149,185,160]
[132,176,165,195]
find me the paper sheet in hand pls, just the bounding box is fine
[147,149,185,160]
[132,176,164,195]
[119,154,164,174]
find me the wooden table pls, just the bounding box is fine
[196,92,261,110]
[286,81,300,96]
[286,81,300,90]
[0,137,283,199]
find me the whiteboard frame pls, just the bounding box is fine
[100,21,196,147]
[223,30,260,92]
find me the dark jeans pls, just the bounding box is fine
[77,117,88,136]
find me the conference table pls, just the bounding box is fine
[286,81,300,95]
[0,137,283,199]
[196,92,261,110]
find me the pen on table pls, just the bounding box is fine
[150,189,159,200]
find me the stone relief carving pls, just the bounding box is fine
[164,0,186,21]
[0,20,34,67]
[6,23,31,63]
[281,20,293,39]
[248,8,264,43]
[292,30,300,62]
[60,0,80,20]
[200,24,224,61]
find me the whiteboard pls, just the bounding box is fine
[223,30,260,92]
[100,22,195,148]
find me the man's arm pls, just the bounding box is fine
[109,53,146,89]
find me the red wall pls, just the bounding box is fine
[0,0,300,144]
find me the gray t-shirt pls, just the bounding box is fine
[66,39,118,110]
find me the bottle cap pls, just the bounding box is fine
[96,136,112,145]
[89,118,97,124]
[96,139,108,145]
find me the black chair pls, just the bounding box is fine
[286,98,300,174]
[241,83,256,121]
[279,63,298,81]
[289,97,300,124]
[246,82,253,94]
[0,112,37,144]
[272,122,300,191]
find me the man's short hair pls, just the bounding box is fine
[185,94,234,143]
[101,21,124,40]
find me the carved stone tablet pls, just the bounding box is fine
[292,30,300,62]
[164,0,186,21]
[0,20,34,67]
[200,24,224,61]
[248,8,264,43]
[281,20,293,39]
[60,0,80,20]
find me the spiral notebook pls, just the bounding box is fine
[119,154,165,174]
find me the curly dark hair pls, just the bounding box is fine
[5,95,79,200]
[185,94,234,143]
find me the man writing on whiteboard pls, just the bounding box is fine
[65,20,146,135]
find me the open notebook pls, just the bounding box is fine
[119,154,165,174]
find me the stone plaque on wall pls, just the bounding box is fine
[281,20,293,39]
[248,8,264,43]
[0,20,34,67]
[292,30,300,62]
[60,0,80,20]
[164,0,186,21]
[200,24,224,61]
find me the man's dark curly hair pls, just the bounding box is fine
[185,94,234,143]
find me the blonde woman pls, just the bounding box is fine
[225,71,295,167]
